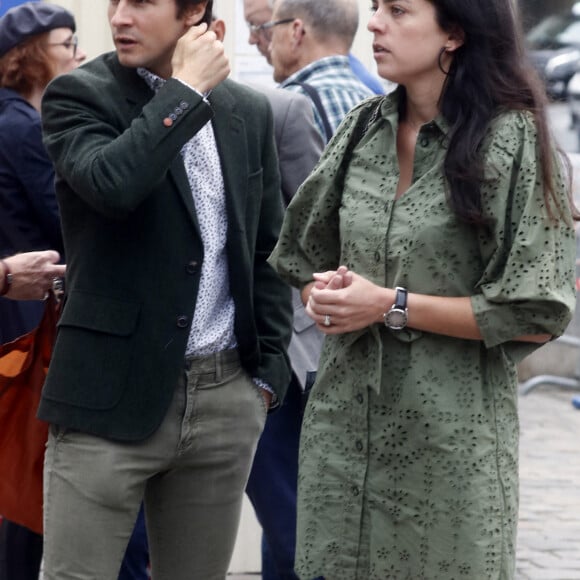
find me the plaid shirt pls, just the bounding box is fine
[281,55,374,139]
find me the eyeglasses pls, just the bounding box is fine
[247,18,295,35]
[47,35,78,57]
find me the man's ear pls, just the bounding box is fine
[210,18,226,42]
[291,18,305,46]
[183,1,210,27]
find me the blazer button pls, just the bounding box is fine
[176,315,189,328]
[186,260,199,275]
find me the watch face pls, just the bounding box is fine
[386,308,407,330]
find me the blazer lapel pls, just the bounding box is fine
[168,158,199,233]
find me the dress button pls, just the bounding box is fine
[163,117,173,127]
[175,107,183,116]
[180,101,189,109]
[186,261,199,274]
[176,315,189,328]
[356,440,363,452]
[169,113,178,121]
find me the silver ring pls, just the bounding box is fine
[324,314,331,327]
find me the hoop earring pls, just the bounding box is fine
[438,46,450,75]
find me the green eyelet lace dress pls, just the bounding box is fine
[268,92,576,580]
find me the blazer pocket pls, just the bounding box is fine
[244,168,264,226]
[247,168,264,195]
[44,291,141,410]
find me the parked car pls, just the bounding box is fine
[567,71,580,148]
[527,2,580,99]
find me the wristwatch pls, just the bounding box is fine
[383,287,408,330]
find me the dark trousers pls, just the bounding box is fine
[118,505,149,580]
[0,513,149,580]
[0,520,42,580]
[245,377,303,580]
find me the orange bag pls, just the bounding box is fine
[0,293,60,534]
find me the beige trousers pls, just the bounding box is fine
[42,349,267,580]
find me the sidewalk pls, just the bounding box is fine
[516,386,580,580]
[229,386,580,580]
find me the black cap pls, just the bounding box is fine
[0,2,76,57]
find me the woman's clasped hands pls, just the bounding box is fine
[304,266,391,334]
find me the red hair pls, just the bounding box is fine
[0,33,55,98]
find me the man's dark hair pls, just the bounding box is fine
[176,0,213,26]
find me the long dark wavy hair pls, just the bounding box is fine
[428,0,578,224]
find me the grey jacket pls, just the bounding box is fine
[259,86,325,388]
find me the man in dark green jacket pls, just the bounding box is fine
[39,1,292,578]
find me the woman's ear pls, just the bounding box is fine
[446,25,465,52]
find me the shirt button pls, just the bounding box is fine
[374,251,381,263]
[420,137,429,147]
[176,315,189,328]
[186,261,199,274]
[163,117,173,127]
[352,486,360,497]
[355,440,363,452]
[356,393,364,404]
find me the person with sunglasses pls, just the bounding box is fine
[0,4,148,580]
[0,4,85,577]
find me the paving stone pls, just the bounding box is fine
[516,387,580,578]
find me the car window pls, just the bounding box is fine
[528,14,580,49]
[559,21,580,46]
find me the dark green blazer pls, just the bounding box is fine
[39,52,292,441]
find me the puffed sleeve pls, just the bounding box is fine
[269,102,372,288]
[471,111,576,353]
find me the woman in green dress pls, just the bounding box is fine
[268,0,579,578]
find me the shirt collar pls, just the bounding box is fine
[380,86,450,138]
[281,55,351,87]
[137,67,165,93]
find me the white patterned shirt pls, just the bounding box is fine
[138,68,236,356]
